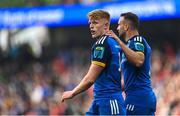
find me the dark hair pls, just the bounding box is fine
[121,12,139,30]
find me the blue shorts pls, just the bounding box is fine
[125,93,156,115]
[126,104,156,115]
[86,99,126,115]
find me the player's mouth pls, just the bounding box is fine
[91,30,96,35]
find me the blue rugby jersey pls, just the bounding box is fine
[91,35,124,101]
[121,35,156,106]
[121,35,153,95]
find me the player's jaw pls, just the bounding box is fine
[90,29,96,38]
[118,29,126,38]
[90,29,103,38]
[118,29,125,36]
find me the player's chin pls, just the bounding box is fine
[91,34,96,38]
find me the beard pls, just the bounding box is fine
[118,30,126,43]
[118,29,125,37]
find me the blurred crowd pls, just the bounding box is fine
[0,48,91,115]
[152,46,180,115]
[0,43,180,115]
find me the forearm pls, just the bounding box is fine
[61,64,102,102]
[72,76,94,97]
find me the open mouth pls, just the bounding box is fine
[91,30,95,35]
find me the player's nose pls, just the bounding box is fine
[89,24,94,29]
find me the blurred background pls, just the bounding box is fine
[0,0,180,115]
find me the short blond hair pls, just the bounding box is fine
[87,9,110,22]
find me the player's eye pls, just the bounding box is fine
[92,21,98,24]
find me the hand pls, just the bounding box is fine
[106,30,120,41]
[61,91,74,102]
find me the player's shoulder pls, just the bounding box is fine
[128,35,149,47]
[130,35,146,43]
[127,35,143,50]
[95,35,108,45]
[95,35,116,46]
[107,36,117,43]
[94,35,119,49]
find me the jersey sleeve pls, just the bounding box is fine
[129,36,145,53]
[91,41,111,68]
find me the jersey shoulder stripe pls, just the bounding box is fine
[134,36,143,42]
[96,36,107,45]
[134,36,143,43]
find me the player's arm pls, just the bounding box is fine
[61,64,103,102]
[106,30,144,67]
[116,39,144,67]
[71,64,103,96]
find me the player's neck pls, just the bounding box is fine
[125,30,139,42]
[98,30,109,39]
[96,33,106,40]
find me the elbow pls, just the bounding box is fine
[134,53,145,67]
[88,80,94,85]
[85,75,95,85]
[135,60,144,67]
[85,79,94,87]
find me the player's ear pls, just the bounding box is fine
[124,23,129,31]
